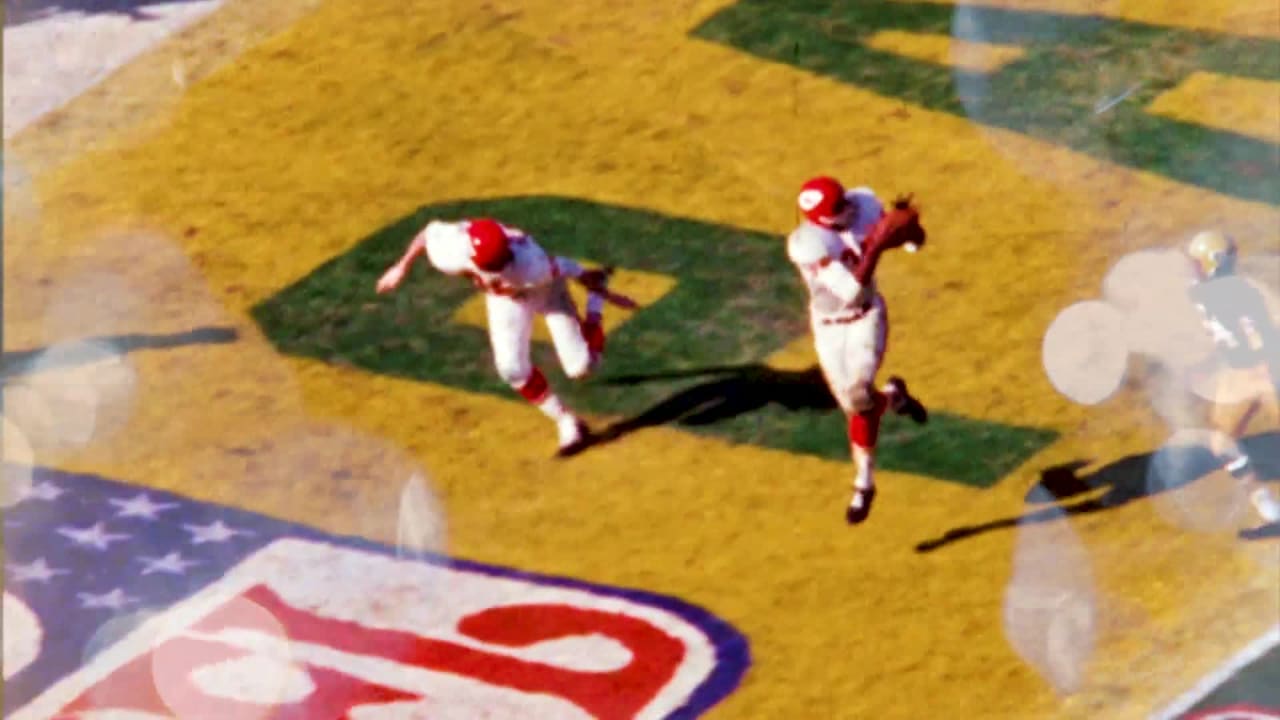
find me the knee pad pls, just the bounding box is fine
[849,383,882,414]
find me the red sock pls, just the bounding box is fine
[517,367,550,404]
[847,390,888,449]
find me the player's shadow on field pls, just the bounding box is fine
[592,362,836,442]
[914,431,1280,553]
[1,326,239,380]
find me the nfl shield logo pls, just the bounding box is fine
[3,467,750,719]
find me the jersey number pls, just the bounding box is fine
[1197,304,1240,349]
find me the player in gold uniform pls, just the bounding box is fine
[1185,230,1280,532]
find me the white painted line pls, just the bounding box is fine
[3,0,224,140]
[1149,624,1280,720]
[1094,82,1143,115]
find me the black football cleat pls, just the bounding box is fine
[886,376,928,425]
[555,419,595,459]
[845,486,876,525]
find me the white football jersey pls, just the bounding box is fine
[786,187,884,319]
[422,220,558,295]
[787,223,877,319]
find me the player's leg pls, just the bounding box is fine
[813,308,889,524]
[812,319,858,417]
[580,274,609,367]
[841,307,892,525]
[486,293,588,454]
[873,299,928,424]
[542,280,598,380]
[1209,367,1280,525]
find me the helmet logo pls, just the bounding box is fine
[798,189,825,212]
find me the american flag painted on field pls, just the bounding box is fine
[3,466,750,719]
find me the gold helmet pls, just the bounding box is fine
[1186,230,1237,279]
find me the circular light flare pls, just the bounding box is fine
[6,339,138,452]
[1042,300,1130,406]
[147,594,297,720]
[3,592,43,680]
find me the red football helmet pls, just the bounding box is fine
[797,176,853,229]
[467,218,514,272]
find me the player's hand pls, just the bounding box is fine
[891,194,924,253]
[873,197,925,252]
[602,289,640,310]
[376,264,406,294]
[577,267,613,292]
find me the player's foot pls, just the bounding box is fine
[555,416,594,458]
[884,376,928,425]
[1249,487,1280,524]
[845,486,876,525]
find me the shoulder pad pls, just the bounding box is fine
[847,187,884,218]
[423,220,473,273]
[788,224,839,265]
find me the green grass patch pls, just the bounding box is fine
[251,196,1057,487]
[692,0,1279,205]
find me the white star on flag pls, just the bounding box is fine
[183,520,251,545]
[56,522,130,551]
[109,493,179,520]
[139,551,198,576]
[77,588,137,611]
[7,557,70,583]
[21,481,65,502]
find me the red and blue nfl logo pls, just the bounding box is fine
[4,466,750,719]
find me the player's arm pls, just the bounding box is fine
[552,256,585,280]
[376,226,433,293]
[548,254,621,295]
[851,236,890,285]
[399,228,431,268]
[816,258,866,302]
[789,229,865,304]
[851,195,924,284]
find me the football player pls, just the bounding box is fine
[1185,229,1280,530]
[788,176,929,525]
[376,218,623,457]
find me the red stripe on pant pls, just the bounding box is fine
[847,389,888,449]
[581,313,604,355]
[518,368,550,404]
